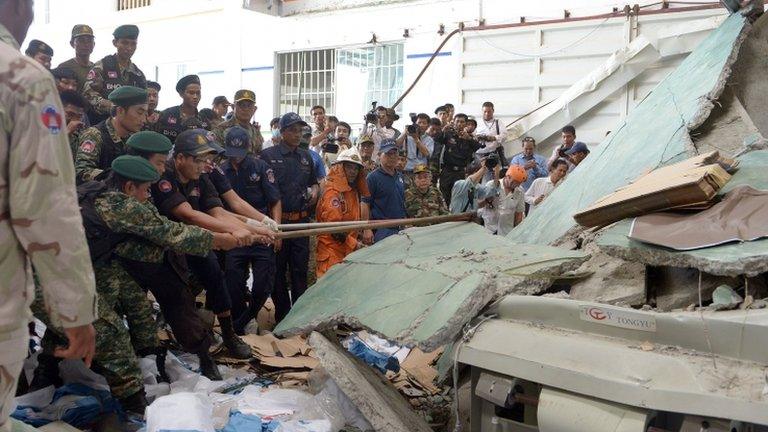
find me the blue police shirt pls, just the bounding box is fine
[309,148,326,180]
[221,156,281,214]
[261,143,318,213]
[363,167,406,242]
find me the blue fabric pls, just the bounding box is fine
[508,152,548,191]
[221,155,281,214]
[363,168,406,242]
[261,144,318,213]
[219,411,263,432]
[346,338,400,373]
[309,149,326,180]
[12,383,120,428]
[404,134,434,170]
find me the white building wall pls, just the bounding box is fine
[27,0,726,141]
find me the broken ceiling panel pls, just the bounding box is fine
[598,150,768,277]
[274,223,587,351]
[507,13,750,246]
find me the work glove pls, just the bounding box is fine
[261,216,279,232]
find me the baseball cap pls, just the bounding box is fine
[234,89,256,103]
[224,126,249,158]
[565,141,589,155]
[174,129,219,156]
[71,24,94,40]
[378,138,398,154]
[278,112,309,131]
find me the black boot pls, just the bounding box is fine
[197,350,223,381]
[219,316,252,359]
[29,353,63,391]
[120,390,148,416]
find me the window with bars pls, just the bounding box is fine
[277,49,337,119]
[338,44,404,116]
[277,43,403,121]
[117,0,151,11]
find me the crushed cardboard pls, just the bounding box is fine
[240,333,318,372]
[574,151,734,228]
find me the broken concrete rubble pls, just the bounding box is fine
[274,222,587,351]
[508,12,751,246]
[309,332,433,432]
[567,242,647,307]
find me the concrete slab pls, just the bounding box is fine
[507,13,750,246]
[598,150,768,277]
[275,223,587,351]
[568,243,647,307]
[308,332,432,432]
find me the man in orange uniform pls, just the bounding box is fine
[316,148,372,277]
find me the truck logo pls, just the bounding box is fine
[587,307,607,320]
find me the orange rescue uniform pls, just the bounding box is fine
[315,163,370,277]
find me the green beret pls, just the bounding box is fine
[111,156,159,183]
[127,131,172,154]
[176,75,200,93]
[113,24,139,40]
[108,86,148,107]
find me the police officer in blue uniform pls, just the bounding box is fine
[261,113,319,322]
[220,127,281,333]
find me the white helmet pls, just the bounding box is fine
[333,147,364,167]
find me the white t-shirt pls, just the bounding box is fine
[490,181,525,236]
[475,118,507,155]
[524,176,557,211]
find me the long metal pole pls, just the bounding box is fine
[276,212,474,240]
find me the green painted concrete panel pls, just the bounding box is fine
[275,223,586,346]
[508,13,748,246]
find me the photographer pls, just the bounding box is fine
[309,105,331,151]
[366,107,401,160]
[320,121,353,169]
[547,125,577,169]
[396,113,433,180]
[475,101,507,154]
[436,113,483,206]
[449,158,497,214]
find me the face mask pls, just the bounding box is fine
[271,129,280,139]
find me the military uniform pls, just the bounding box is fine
[56,25,95,94]
[74,86,147,183]
[83,25,146,124]
[213,90,263,154]
[213,118,263,155]
[1,23,96,428]
[156,105,210,140]
[405,185,448,219]
[262,114,318,322]
[220,127,280,333]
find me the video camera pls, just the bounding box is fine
[484,153,499,169]
[406,112,418,135]
[364,101,378,124]
[323,135,340,155]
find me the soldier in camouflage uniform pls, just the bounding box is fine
[357,135,378,177]
[213,90,263,155]
[0,7,97,430]
[83,25,146,125]
[74,85,147,183]
[405,164,448,219]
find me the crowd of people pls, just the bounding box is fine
[3,14,592,419]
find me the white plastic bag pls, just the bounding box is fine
[275,419,333,432]
[237,387,312,418]
[146,392,214,432]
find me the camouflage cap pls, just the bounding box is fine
[112,155,160,183]
[71,24,94,40]
[127,131,172,154]
[357,135,374,146]
[175,74,200,93]
[233,89,256,103]
[25,40,53,57]
[108,86,148,107]
[413,164,430,174]
[113,24,139,40]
